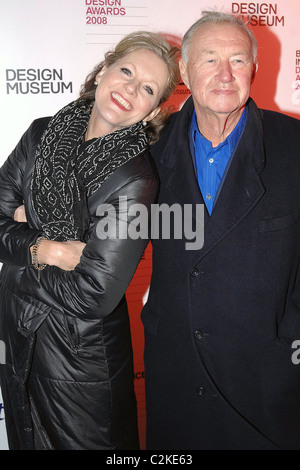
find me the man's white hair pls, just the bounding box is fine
[181,11,258,63]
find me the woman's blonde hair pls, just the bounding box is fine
[78,31,180,143]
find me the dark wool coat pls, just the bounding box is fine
[0,117,158,450]
[142,97,300,450]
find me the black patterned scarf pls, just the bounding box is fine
[31,100,148,241]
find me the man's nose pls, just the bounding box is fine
[216,61,234,83]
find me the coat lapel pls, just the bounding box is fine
[156,98,266,262]
[197,139,265,262]
[158,98,204,208]
[166,136,204,207]
[195,99,266,262]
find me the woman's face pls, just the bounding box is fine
[91,48,169,136]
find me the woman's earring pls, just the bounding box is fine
[143,121,147,127]
[94,80,98,86]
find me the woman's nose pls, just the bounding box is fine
[125,80,138,95]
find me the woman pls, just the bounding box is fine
[0,31,179,450]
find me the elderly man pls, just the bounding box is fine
[142,11,300,450]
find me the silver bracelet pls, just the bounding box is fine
[31,236,47,281]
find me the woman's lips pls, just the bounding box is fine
[111,92,133,111]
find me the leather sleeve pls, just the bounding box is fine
[0,121,46,266]
[21,154,159,319]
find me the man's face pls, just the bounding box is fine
[180,22,257,119]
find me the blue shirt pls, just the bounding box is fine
[190,107,248,215]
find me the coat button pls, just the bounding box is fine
[197,387,206,396]
[190,268,199,277]
[194,330,204,340]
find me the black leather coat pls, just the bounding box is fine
[0,117,158,450]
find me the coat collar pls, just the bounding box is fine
[154,97,266,260]
[158,96,265,173]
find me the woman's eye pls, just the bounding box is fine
[121,67,131,76]
[145,86,154,95]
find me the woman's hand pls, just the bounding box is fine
[33,239,87,271]
[14,204,27,223]
[14,205,86,270]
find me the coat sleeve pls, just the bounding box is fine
[0,121,46,267]
[20,158,159,319]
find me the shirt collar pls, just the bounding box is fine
[192,106,248,154]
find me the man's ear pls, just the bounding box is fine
[179,58,190,90]
[251,62,258,84]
